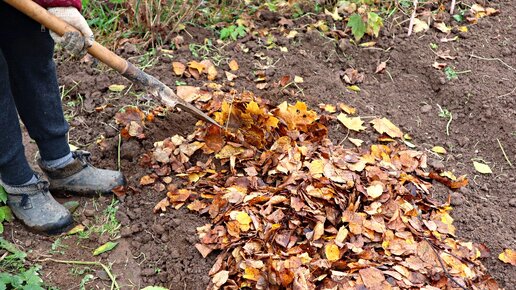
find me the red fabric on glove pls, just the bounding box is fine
[34,0,82,10]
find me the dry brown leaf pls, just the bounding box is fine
[498,249,516,265]
[371,117,403,138]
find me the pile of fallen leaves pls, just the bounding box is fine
[140,90,500,289]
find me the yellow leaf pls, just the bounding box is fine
[309,159,325,177]
[279,46,288,52]
[243,267,261,281]
[324,8,342,21]
[246,101,263,115]
[432,146,447,154]
[265,116,279,128]
[346,85,360,92]
[67,224,85,235]
[229,59,239,71]
[403,134,412,140]
[230,211,252,231]
[458,26,468,33]
[325,243,340,262]
[473,161,492,174]
[348,138,363,147]
[294,75,304,83]
[337,113,365,132]
[366,182,384,199]
[188,61,205,73]
[370,117,403,138]
[359,41,376,47]
[413,18,429,33]
[498,249,516,265]
[323,104,336,113]
[108,84,125,92]
[434,22,451,33]
[172,62,186,76]
[286,30,298,39]
[216,145,244,159]
[338,103,357,115]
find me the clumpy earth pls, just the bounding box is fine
[2,1,514,289]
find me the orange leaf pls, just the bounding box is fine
[229,59,239,71]
[172,62,186,76]
[140,175,155,185]
[499,249,516,265]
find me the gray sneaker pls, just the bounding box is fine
[2,179,73,235]
[38,150,125,197]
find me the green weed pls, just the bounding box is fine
[0,186,14,234]
[220,24,247,41]
[78,198,121,240]
[50,238,68,255]
[0,238,45,289]
[444,67,458,80]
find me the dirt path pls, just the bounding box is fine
[2,1,514,289]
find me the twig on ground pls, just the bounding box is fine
[494,87,516,99]
[36,258,119,290]
[445,112,453,136]
[497,138,514,168]
[117,133,122,171]
[469,54,516,72]
[424,238,471,290]
[407,0,419,36]
[450,0,456,15]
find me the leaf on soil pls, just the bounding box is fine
[432,62,447,70]
[473,161,492,174]
[140,175,155,185]
[338,103,357,115]
[371,117,403,138]
[337,114,365,132]
[67,224,85,235]
[114,106,145,126]
[108,84,126,92]
[434,22,451,33]
[229,59,239,71]
[225,71,237,81]
[431,146,447,154]
[93,241,118,256]
[375,61,387,73]
[412,18,429,33]
[325,8,342,21]
[429,172,469,189]
[348,138,364,147]
[346,85,360,92]
[176,86,200,102]
[172,62,186,76]
[188,61,206,73]
[294,76,304,83]
[343,68,364,85]
[498,249,516,265]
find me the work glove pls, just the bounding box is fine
[47,7,94,58]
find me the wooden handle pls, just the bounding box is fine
[4,0,129,74]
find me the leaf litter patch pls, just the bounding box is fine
[131,85,499,288]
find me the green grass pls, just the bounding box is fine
[77,198,121,240]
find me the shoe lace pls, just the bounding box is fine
[72,150,92,164]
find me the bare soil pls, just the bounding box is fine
[3,1,515,289]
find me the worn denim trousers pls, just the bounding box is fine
[0,4,70,185]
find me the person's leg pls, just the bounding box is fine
[0,13,73,235]
[1,25,72,164]
[0,50,35,185]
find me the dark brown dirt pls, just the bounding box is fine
[3,1,515,289]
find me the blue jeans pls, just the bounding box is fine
[0,4,70,185]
